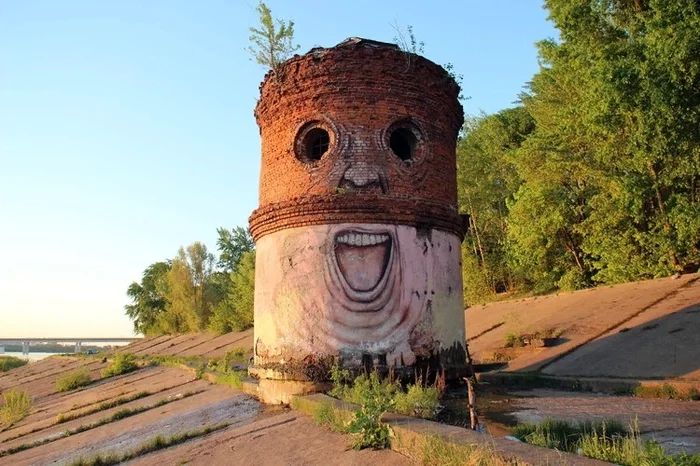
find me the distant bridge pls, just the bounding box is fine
[0,337,141,355]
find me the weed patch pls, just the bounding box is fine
[67,422,229,466]
[56,369,93,392]
[514,418,700,465]
[419,435,519,466]
[330,366,442,420]
[0,356,28,372]
[0,390,32,428]
[214,371,246,390]
[56,391,151,424]
[101,353,138,378]
[0,391,202,458]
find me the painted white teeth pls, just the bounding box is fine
[336,233,389,246]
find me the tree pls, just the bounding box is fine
[246,1,299,74]
[457,107,534,302]
[209,250,256,334]
[124,261,171,335]
[533,0,700,283]
[216,226,254,273]
[165,242,217,332]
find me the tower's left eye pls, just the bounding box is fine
[295,122,332,164]
[307,128,329,160]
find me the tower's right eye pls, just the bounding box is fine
[295,122,332,164]
[387,120,422,164]
[390,128,416,162]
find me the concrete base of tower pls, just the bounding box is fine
[248,366,332,404]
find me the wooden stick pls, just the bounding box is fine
[464,377,479,430]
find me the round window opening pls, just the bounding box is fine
[305,128,330,161]
[390,128,417,162]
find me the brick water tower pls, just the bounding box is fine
[248,38,466,403]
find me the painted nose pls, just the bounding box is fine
[339,160,387,193]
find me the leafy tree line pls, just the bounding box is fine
[459,0,700,304]
[125,227,256,335]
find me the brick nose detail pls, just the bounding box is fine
[339,162,387,193]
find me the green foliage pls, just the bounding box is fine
[214,371,246,390]
[101,353,138,378]
[330,367,441,420]
[392,22,424,55]
[0,390,32,428]
[216,227,254,274]
[209,250,256,334]
[457,1,700,300]
[514,418,700,465]
[124,261,171,335]
[346,394,392,450]
[125,224,256,336]
[164,242,217,333]
[0,356,28,372]
[56,369,92,392]
[393,384,441,419]
[246,1,299,73]
[457,108,535,303]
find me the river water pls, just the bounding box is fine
[1,351,61,361]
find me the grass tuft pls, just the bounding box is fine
[419,435,520,466]
[101,353,138,378]
[0,390,32,428]
[56,369,93,392]
[514,418,700,465]
[55,391,151,424]
[67,423,229,466]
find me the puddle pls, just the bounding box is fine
[438,385,529,437]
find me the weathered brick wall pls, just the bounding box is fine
[250,38,464,241]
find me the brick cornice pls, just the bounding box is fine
[249,195,464,241]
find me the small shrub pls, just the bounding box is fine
[195,363,206,380]
[346,387,392,450]
[504,332,524,348]
[56,369,93,392]
[101,353,138,378]
[0,356,28,372]
[394,384,440,419]
[0,389,32,427]
[634,383,679,400]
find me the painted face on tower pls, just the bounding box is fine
[251,115,463,367]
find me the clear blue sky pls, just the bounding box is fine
[0,1,557,338]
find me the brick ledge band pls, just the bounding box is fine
[249,195,463,241]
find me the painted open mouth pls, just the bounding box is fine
[334,230,392,292]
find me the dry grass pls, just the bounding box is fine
[0,390,32,428]
[56,369,93,392]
